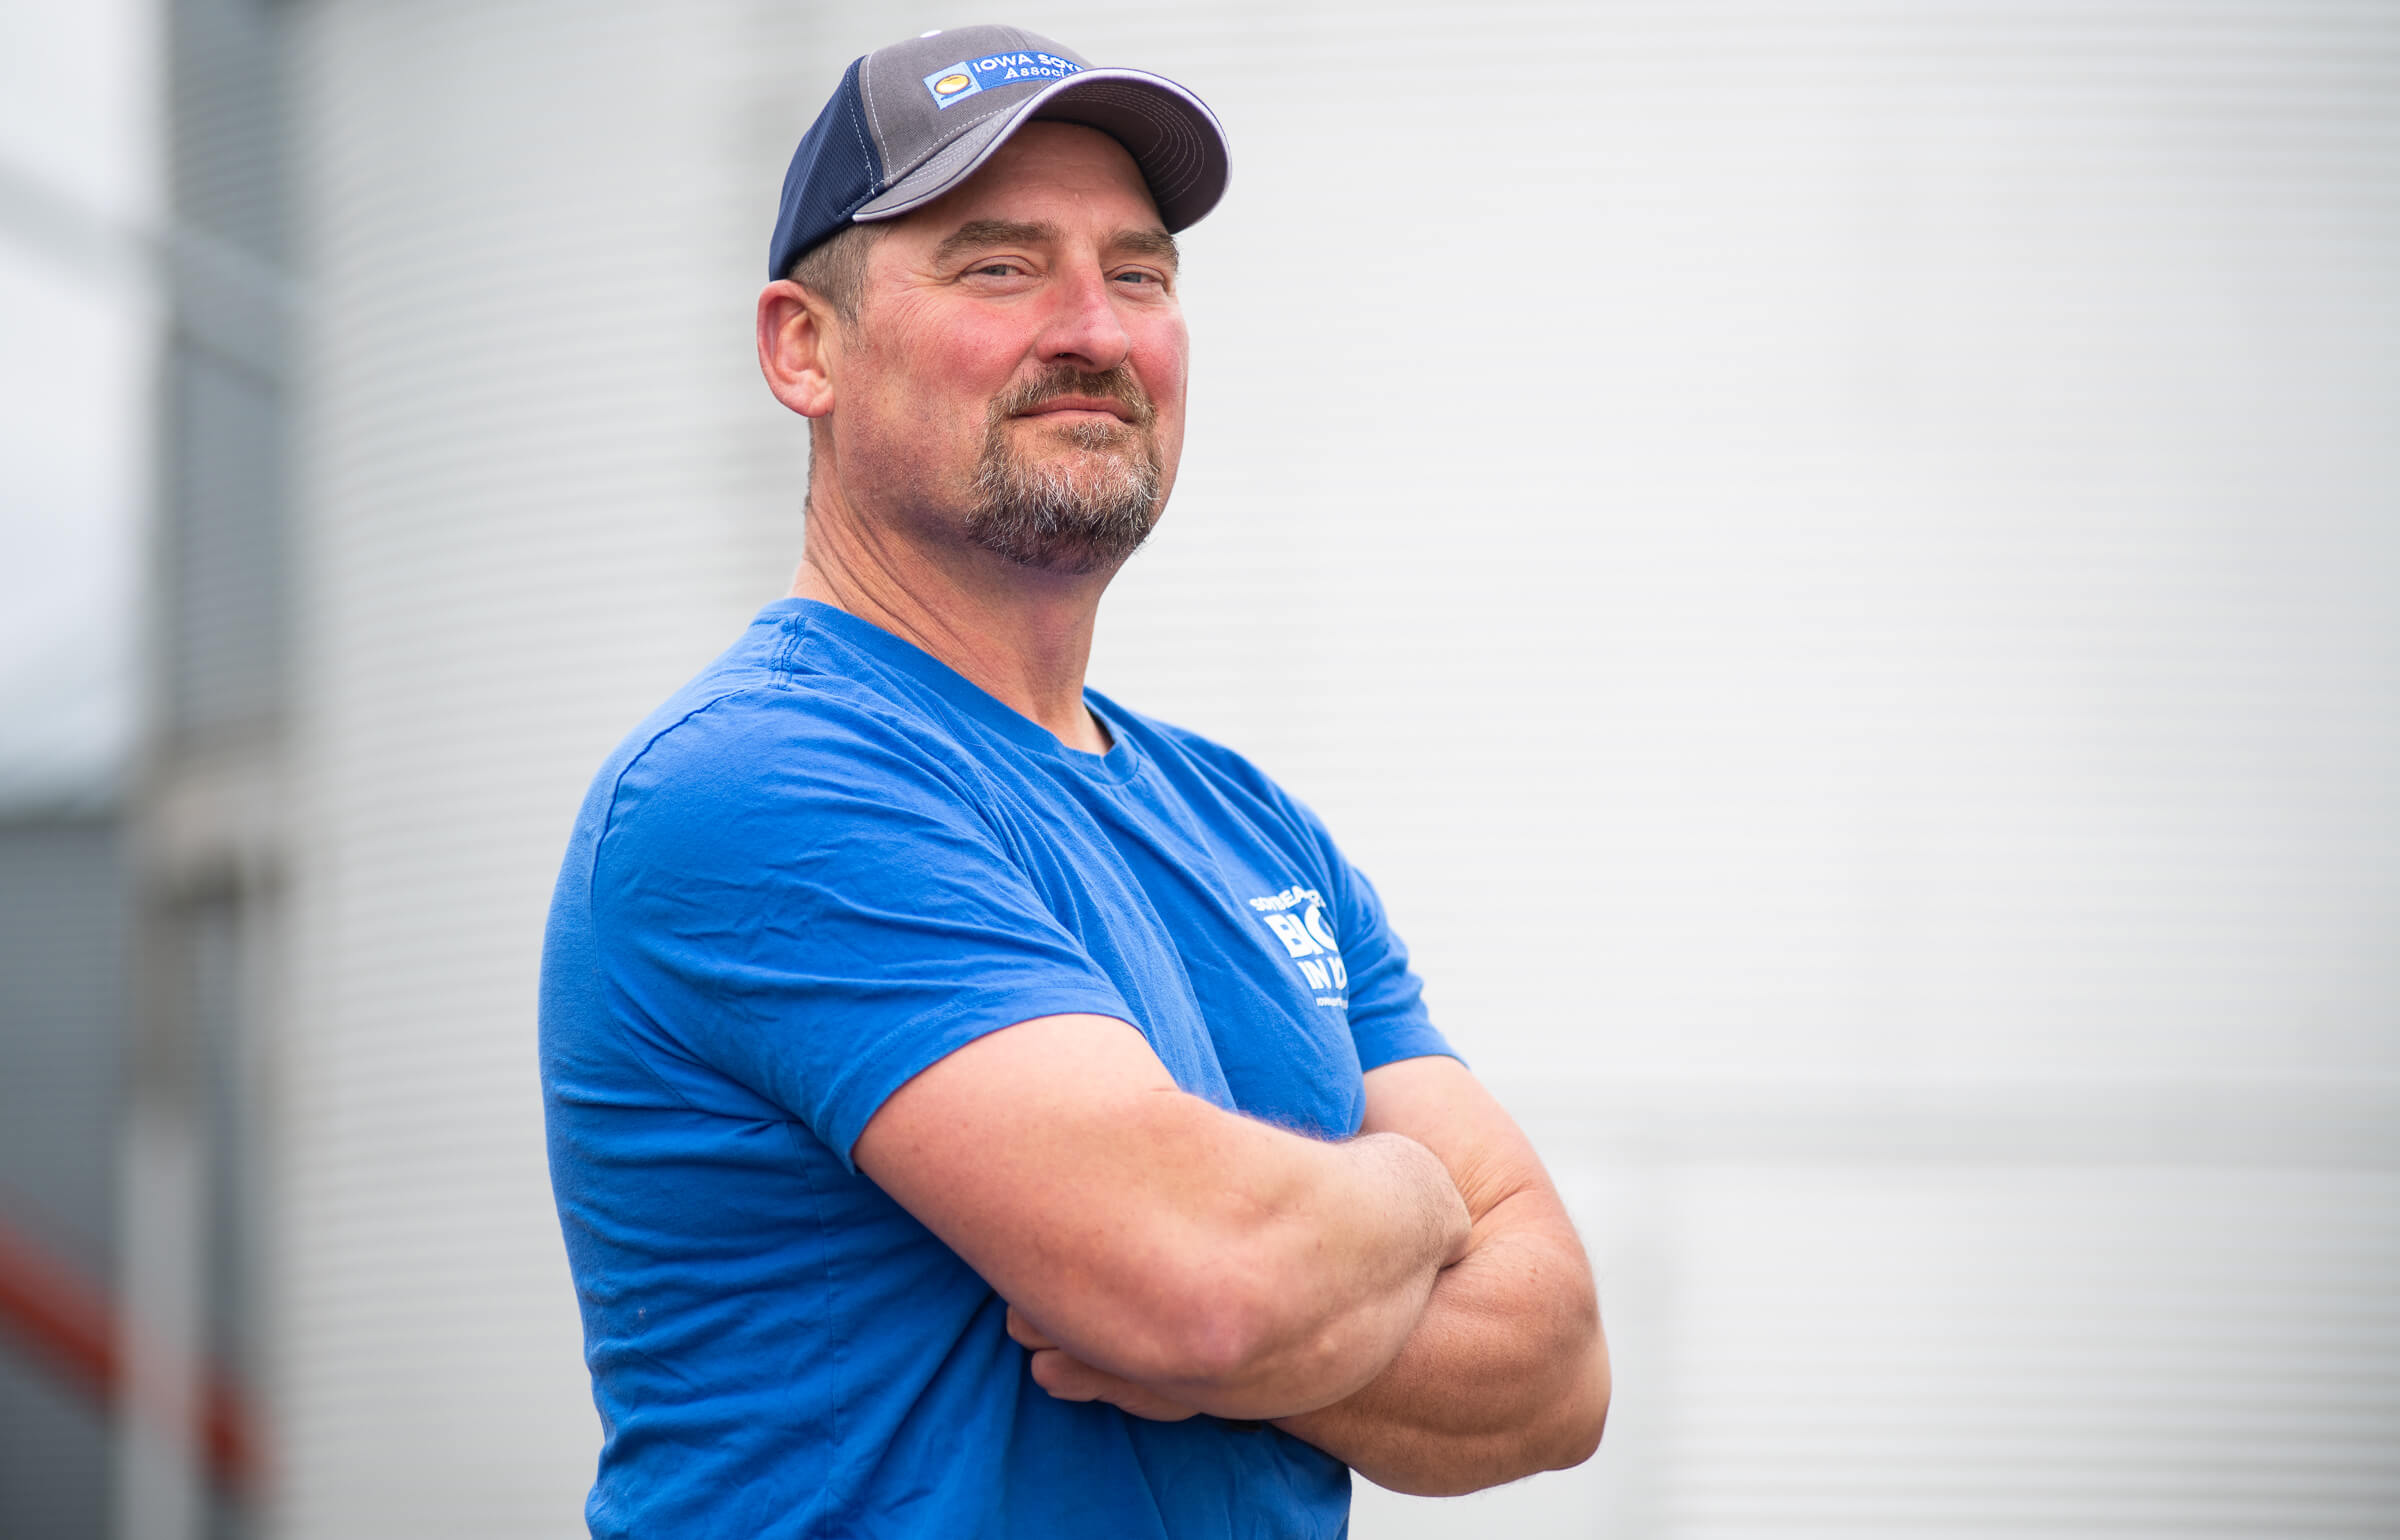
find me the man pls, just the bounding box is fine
[541,24,1606,1538]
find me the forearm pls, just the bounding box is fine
[1205,1128,1469,1414]
[1010,1115,1469,1422]
[1272,1191,1609,1495]
[861,1017,1471,1423]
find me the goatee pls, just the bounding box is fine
[965,364,1164,575]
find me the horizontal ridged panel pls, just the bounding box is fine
[272,2,2399,1536]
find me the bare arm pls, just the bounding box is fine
[1001,1056,1610,1491]
[853,1014,1471,1421]
[1270,1056,1609,1494]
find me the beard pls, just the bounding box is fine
[963,364,1165,575]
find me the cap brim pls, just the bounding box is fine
[853,68,1229,232]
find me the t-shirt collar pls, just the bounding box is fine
[769,598,1141,781]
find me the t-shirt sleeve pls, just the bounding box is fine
[1249,783,1460,1075]
[586,690,1136,1169]
[1326,845,1460,1073]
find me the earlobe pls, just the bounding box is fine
[757,280,837,419]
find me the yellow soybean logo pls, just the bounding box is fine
[922,63,986,108]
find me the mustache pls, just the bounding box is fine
[992,363,1157,429]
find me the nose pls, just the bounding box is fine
[1034,259,1132,374]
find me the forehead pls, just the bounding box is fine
[884,122,1165,243]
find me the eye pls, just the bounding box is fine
[966,258,1030,279]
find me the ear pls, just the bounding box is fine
[757,279,840,419]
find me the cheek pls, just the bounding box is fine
[1139,328,1190,486]
[854,310,1018,431]
[907,304,1036,387]
[1133,322,1190,416]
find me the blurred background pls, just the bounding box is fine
[2,1,2396,1536]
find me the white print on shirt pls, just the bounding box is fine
[1245,885,1346,1008]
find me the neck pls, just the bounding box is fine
[792,477,1118,755]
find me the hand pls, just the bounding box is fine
[1006,1305,1202,1422]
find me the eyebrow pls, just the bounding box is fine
[1114,229,1181,269]
[931,218,1181,271]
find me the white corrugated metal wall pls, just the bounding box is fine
[276,2,2399,1535]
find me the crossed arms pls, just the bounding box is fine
[854,1013,1609,1494]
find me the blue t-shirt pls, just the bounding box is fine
[540,599,1455,1539]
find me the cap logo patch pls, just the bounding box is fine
[922,51,1083,109]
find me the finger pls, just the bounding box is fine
[1028,1348,1100,1400]
[1028,1350,1201,1423]
[1005,1305,1057,1351]
[1107,1388,1202,1423]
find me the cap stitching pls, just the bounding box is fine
[881,93,1026,184]
[1052,84,1184,139]
[845,83,879,200]
[880,120,1000,202]
[1038,86,1209,205]
[859,54,889,166]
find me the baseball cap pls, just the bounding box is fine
[768,24,1230,279]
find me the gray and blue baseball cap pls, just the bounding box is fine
[768,24,1230,279]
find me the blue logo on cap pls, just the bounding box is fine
[923,51,1082,109]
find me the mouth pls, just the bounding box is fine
[1011,395,1137,424]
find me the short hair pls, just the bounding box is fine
[785,222,881,327]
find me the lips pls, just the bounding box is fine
[1013,396,1135,422]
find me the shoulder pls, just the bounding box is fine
[587,628,1002,879]
[624,677,965,794]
